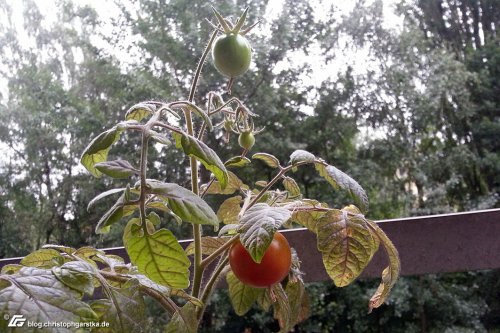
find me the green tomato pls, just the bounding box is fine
[238,131,255,150]
[212,33,252,78]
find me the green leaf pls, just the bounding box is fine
[217,196,242,224]
[126,274,202,307]
[366,219,401,313]
[74,246,104,258]
[94,253,126,271]
[164,303,198,333]
[282,279,310,328]
[0,264,22,275]
[238,203,292,263]
[90,279,146,333]
[173,132,228,189]
[290,150,315,165]
[87,188,126,211]
[218,223,239,236]
[41,244,77,254]
[96,194,137,234]
[125,102,155,122]
[150,130,171,145]
[255,180,268,187]
[185,236,231,256]
[291,210,324,231]
[282,176,301,197]
[52,261,95,296]
[180,102,213,131]
[252,152,281,168]
[0,267,97,331]
[315,162,369,213]
[80,127,122,177]
[202,171,247,195]
[225,156,251,168]
[146,201,183,225]
[95,160,138,178]
[256,288,273,311]
[271,283,292,333]
[227,271,261,316]
[20,249,63,268]
[316,209,379,287]
[124,228,190,289]
[289,199,328,231]
[146,180,218,226]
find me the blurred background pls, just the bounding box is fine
[0,0,499,331]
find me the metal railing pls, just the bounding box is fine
[1,208,500,282]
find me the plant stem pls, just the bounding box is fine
[197,255,229,320]
[200,234,239,268]
[139,131,149,231]
[188,29,219,299]
[98,270,179,315]
[247,161,312,209]
[189,30,219,102]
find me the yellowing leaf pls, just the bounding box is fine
[125,102,155,122]
[315,162,369,213]
[252,152,280,168]
[316,209,379,287]
[282,176,301,198]
[217,196,242,224]
[185,236,231,256]
[202,171,248,195]
[366,219,401,312]
[227,271,262,316]
[20,249,62,268]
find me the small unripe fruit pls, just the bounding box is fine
[212,34,252,78]
[238,131,255,150]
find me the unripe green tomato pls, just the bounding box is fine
[212,33,252,78]
[238,131,255,150]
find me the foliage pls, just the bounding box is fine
[1,0,500,331]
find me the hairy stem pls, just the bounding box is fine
[98,270,179,315]
[189,30,219,102]
[139,131,149,232]
[197,255,229,320]
[200,234,239,269]
[188,29,219,299]
[247,161,311,210]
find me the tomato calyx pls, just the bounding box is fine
[211,7,259,36]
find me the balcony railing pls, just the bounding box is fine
[1,208,500,282]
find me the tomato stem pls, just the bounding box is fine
[188,28,219,299]
[247,161,312,210]
[197,255,230,321]
[200,234,239,269]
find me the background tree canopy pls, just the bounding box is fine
[0,0,499,331]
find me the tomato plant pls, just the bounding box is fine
[229,232,291,288]
[0,6,400,333]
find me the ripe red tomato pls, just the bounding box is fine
[229,232,292,288]
[212,33,252,78]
